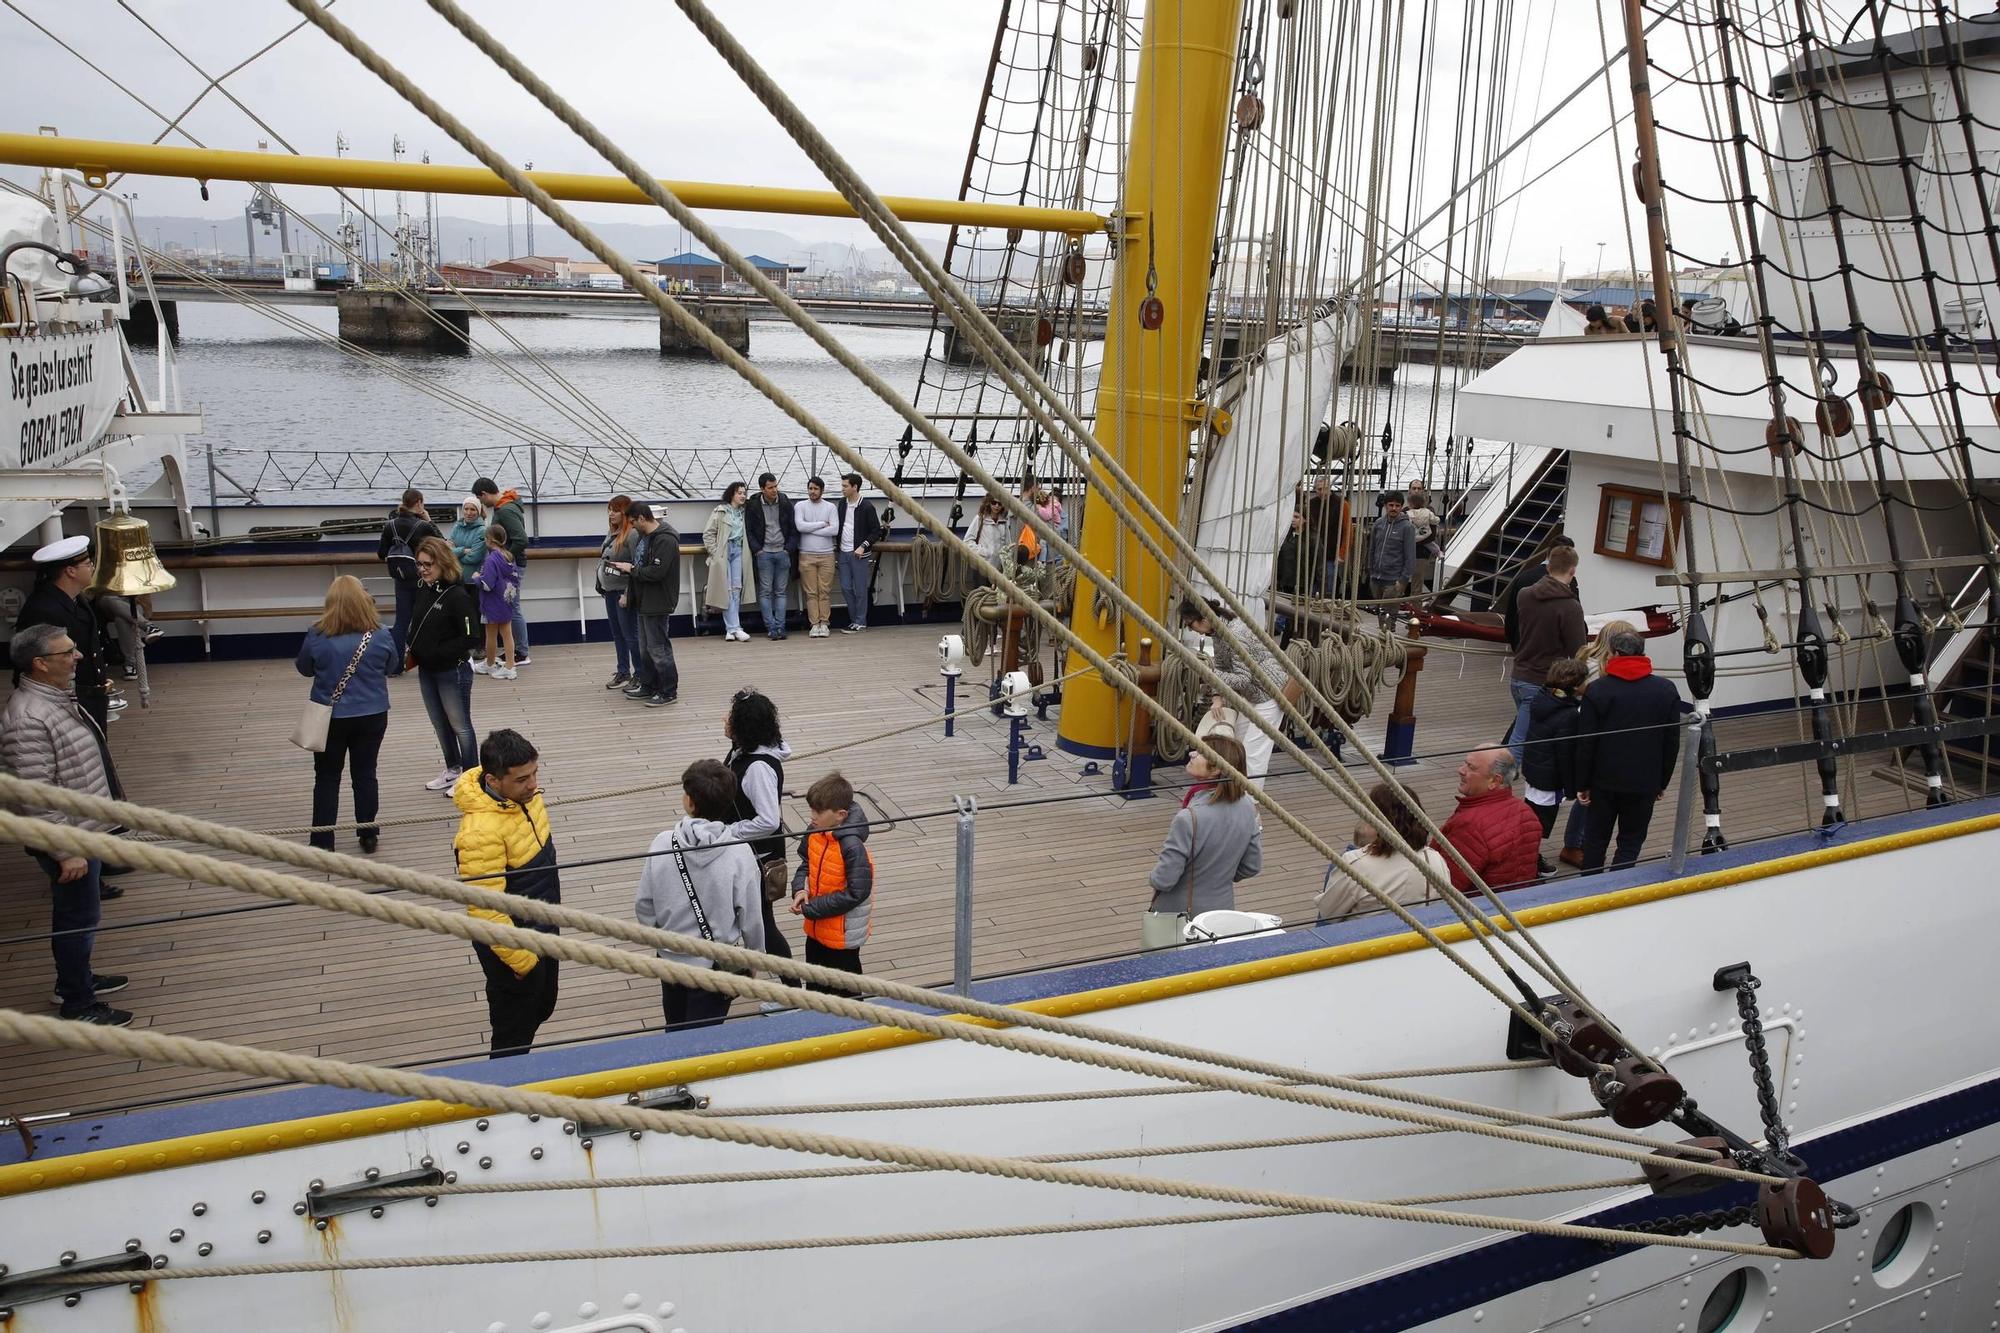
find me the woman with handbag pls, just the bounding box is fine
[596,496,640,688]
[1141,734,1263,949]
[408,536,483,794]
[294,575,398,853]
[722,688,800,1006]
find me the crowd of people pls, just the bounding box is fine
[2,465,1696,1048]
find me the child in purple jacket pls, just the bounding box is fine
[471,524,521,679]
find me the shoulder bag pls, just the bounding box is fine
[1140,806,1198,950]
[672,833,756,975]
[291,632,375,753]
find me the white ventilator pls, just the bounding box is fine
[1188,309,1350,624]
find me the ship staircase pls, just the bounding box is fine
[1432,445,1568,612]
[1928,574,2000,786]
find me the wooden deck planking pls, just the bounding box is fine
[0,623,1941,1118]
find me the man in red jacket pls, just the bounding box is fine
[1434,746,1545,893]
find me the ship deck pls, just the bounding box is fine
[0,622,1954,1120]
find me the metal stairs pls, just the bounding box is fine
[1436,447,1570,611]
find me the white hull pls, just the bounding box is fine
[4,802,1995,1330]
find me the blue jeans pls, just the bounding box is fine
[34,851,102,1012]
[418,661,477,771]
[724,541,744,634]
[510,604,530,657]
[755,548,791,636]
[838,550,871,628]
[602,591,636,675]
[1506,676,1541,764]
[389,577,416,671]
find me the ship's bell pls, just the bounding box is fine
[89,512,177,597]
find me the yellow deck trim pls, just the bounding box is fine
[7,809,1996,1197]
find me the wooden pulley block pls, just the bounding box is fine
[1236,92,1265,131]
[1026,660,1046,687]
[1539,999,1620,1078]
[1756,1177,1837,1259]
[1858,368,1896,411]
[1139,294,1165,331]
[1641,1137,1735,1197]
[1631,160,1648,202]
[1814,395,1854,438]
[1278,0,1296,15]
[1082,47,1098,72]
[1035,316,1055,346]
[1007,226,1024,245]
[1766,415,1805,457]
[1062,250,1087,286]
[1594,1055,1685,1129]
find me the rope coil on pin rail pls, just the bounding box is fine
[0,1009,1802,1265]
[0,798,1750,1173]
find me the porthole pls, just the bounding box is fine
[1697,1266,1769,1333]
[1871,1201,1935,1289]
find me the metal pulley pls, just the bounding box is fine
[1535,999,1619,1077]
[1814,395,1853,438]
[1764,415,1805,457]
[1641,1137,1735,1197]
[1858,368,1896,411]
[1682,609,1716,700]
[1892,592,1926,676]
[1794,603,1830,690]
[1592,1054,1685,1129]
[89,511,176,598]
[1756,1177,1837,1259]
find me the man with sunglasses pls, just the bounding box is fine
[2,624,133,1025]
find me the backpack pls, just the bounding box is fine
[385,515,420,583]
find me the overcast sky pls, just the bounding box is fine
[0,0,1877,283]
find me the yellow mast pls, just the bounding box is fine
[0,133,1107,237]
[1056,0,1246,758]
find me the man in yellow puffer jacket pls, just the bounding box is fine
[452,729,562,1057]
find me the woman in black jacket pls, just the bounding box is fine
[408,536,483,792]
[379,488,442,673]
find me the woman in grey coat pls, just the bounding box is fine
[1142,733,1263,948]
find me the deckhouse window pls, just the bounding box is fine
[1594,484,1680,567]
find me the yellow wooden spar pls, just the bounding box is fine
[0,133,1110,236]
[1056,0,1247,757]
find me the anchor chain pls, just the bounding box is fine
[1617,1202,1758,1240]
[1714,962,1800,1169]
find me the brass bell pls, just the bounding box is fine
[90,511,177,597]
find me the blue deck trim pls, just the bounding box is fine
[11,792,1997,1167]
[1231,1072,2000,1331]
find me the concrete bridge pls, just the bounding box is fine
[128,276,1523,370]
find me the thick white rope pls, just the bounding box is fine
[0,1008,1793,1265]
[0,803,1756,1176]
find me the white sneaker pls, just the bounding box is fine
[731,628,751,642]
[471,660,491,675]
[425,767,460,792]
[494,666,518,680]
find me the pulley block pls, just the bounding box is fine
[1063,249,1088,286]
[1756,1176,1837,1259]
[1236,93,1265,131]
[1593,1055,1685,1129]
[1641,1137,1735,1197]
[1858,369,1896,411]
[1007,226,1024,245]
[1081,47,1098,72]
[1765,415,1805,457]
[1035,316,1055,347]
[1814,395,1853,438]
[1139,295,1165,331]
[1537,999,1620,1077]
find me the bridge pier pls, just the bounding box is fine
[336,290,470,352]
[660,302,750,358]
[125,298,180,348]
[943,310,1039,367]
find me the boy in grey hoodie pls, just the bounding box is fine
[635,760,766,1030]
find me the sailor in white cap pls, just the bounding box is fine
[19,533,112,734]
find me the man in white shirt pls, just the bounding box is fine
[834,473,883,633]
[792,476,840,637]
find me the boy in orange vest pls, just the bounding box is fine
[789,771,873,990]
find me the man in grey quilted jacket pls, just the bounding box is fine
[1,624,132,1025]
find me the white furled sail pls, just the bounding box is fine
[1538,293,1587,338]
[1189,310,1349,623]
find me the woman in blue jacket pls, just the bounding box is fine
[295,575,399,853]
